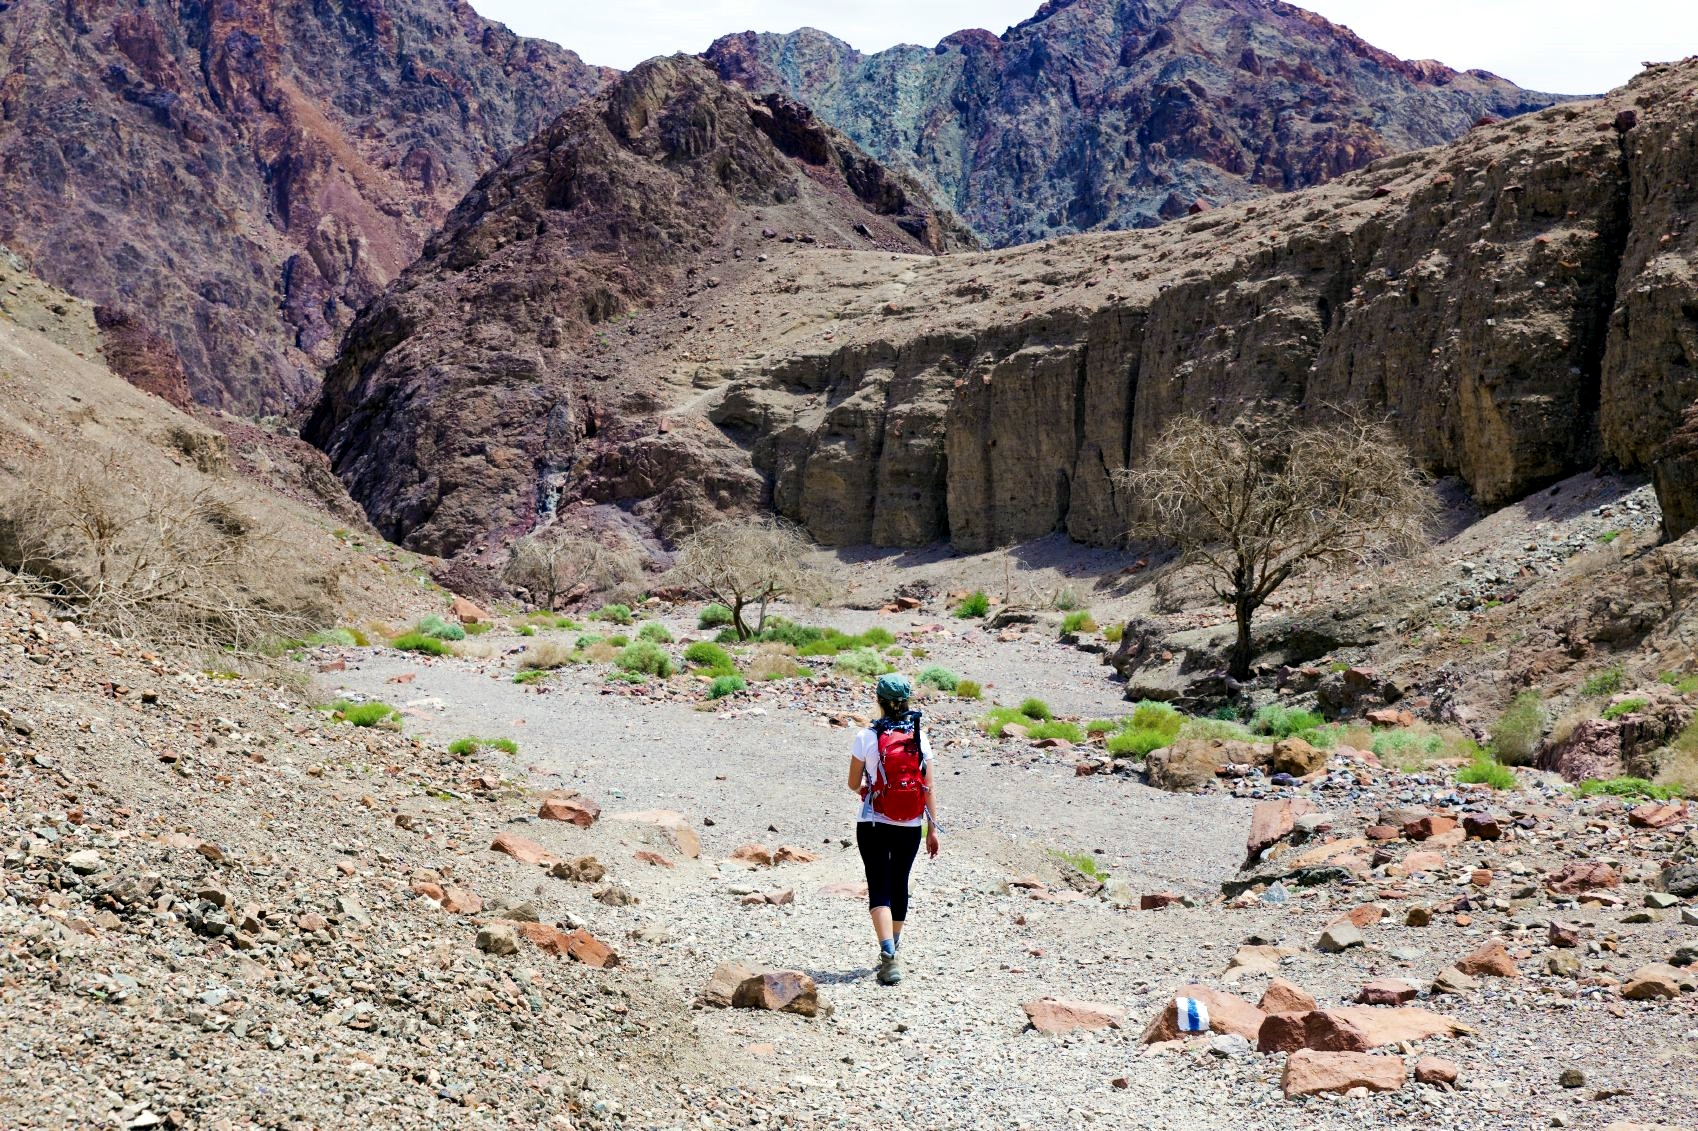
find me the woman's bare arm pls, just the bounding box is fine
[848,755,866,793]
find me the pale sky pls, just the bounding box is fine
[471,0,1698,94]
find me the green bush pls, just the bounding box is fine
[1457,753,1517,790]
[512,669,548,684]
[1601,697,1650,721]
[1490,691,1545,766]
[1102,623,1123,643]
[698,604,734,629]
[980,706,1034,737]
[392,632,449,656]
[954,590,989,619]
[834,649,895,679]
[575,633,605,649]
[1025,720,1084,742]
[755,618,826,648]
[1580,664,1626,697]
[1129,700,1183,739]
[1050,586,1083,612]
[707,674,747,699]
[305,628,359,648]
[1085,718,1120,735]
[1107,728,1172,758]
[683,641,735,672]
[595,604,634,626]
[638,622,674,644]
[1179,717,1255,742]
[917,665,959,691]
[1252,704,1325,738]
[325,700,399,727]
[606,634,630,648]
[1018,698,1053,721]
[616,640,674,678]
[1060,611,1098,635]
[448,736,519,756]
[464,622,493,636]
[860,627,896,647]
[1659,670,1698,695]
[417,614,466,641]
[955,679,983,700]
[909,646,929,660]
[609,670,647,684]
[517,624,537,637]
[1575,776,1682,801]
[1371,729,1443,760]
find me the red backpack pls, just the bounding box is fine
[869,712,927,822]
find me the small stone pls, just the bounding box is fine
[1621,964,1682,1000]
[1258,977,1318,1015]
[734,971,826,1017]
[537,796,600,828]
[1023,998,1127,1034]
[1545,952,1581,977]
[593,883,638,907]
[1402,815,1458,841]
[730,844,775,867]
[1462,813,1503,840]
[476,923,519,956]
[1646,892,1681,910]
[64,849,103,874]
[1549,921,1581,948]
[1414,1057,1460,1086]
[1559,1067,1586,1088]
[1431,966,1479,995]
[489,832,559,867]
[1356,979,1419,1005]
[1456,942,1519,978]
[1281,1050,1406,1098]
[1406,905,1432,927]
[1317,923,1365,952]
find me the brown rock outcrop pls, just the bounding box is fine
[1282,1050,1406,1097]
[0,0,608,412]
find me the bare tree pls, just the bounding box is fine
[502,529,643,609]
[1115,414,1435,679]
[668,515,828,639]
[0,455,327,651]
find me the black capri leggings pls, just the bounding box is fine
[856,821,923,921]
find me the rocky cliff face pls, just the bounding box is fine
[708,59,1698,549]
[0,0,607,412]
[303,56,974,558]
[705,0,1564,247]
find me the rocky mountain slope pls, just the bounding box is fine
[705,0,1564,246]
[0,0,608,413]
[304,55,975,559]
[310,57,1698,567]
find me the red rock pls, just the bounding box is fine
[1271,737,1326,776]
[489,832,560,867]
[1471,868,1493,887]
[1329,903,1386,929]
[450,595,491,624]
[730,844,775,866]
[1074,762,1097,776]
[1365,708,1402,726]
[537,796,600,827]
[633,850,674,868]
[774,845,819,864]
[1622,964,1682,1000]
[733,971,824,1017]
[297,912,329,933]
[1628,800,1688,829]
[1140,892,1184,910]
[1022,998,1127,1034]
[387,672,417,684]
[1282,1050,1406,1097]
[411,879,445,902]
[1390,850,1445,876]
[1258,977,1319,1015]
[1245,797,1317,862]
[697,961,754,1007]
[1548,921,1581,948]
[1365,824,1401,841]
[1356,979,1419,1005]
[1414,1057,1460,1086]
[1141,986,1265,1043]
[1401,815,1458,841]
[1260,1007,1463,1052]
[608,810,702,859]
[1462,813,1503,840]
[441,886,481,914]
[1545,862,1621,895]
[318,659,346,673]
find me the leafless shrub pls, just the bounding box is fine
[502,529,644,610]
[1116,413,1436,678]
[517,639,578,671]
[667,515,830,639]
[0,455,331,651]
[746,642,806,680]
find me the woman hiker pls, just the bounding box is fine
[847,673,941,986]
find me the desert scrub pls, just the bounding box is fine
[447,736,519,757]
[616,640,674,678]
[707,674,747,699]
[1024,720,1084,742]
[324,700,399,728]
[1107,728,1172,758]
[1457,751,1517,790]
[449,638,498,661]
[954,679,983,700]
[697,603,734,629]
[516,624,537,637]
[1060,611,1098,635]
[1050,585,1084,612]
[1579,664,1626,697]
[304,628,359,648]
[917,665,959,692]
[1490,691,1545,766]
[1177,717,1254,742]
[594,603,634,626]
[1659,670,1698,694]
[1085,719,1120,736]
[834,649,894,679]
[1601,697,1650,721]
[1575,776,1682,801]
[1018,698,1053,721]
[1372,729,1443,764]
[980,706,1036,737]
[1128,700,1183,739]
[463,621,493,636]
[1102,623,1123,643]
[953,590,989,619]
[637,622,673,644]
[518,640,578,671]
[416,614,465,641]
[582,640,619,663]
[1252,704,1325,739]
[512,669,549,685]
[1052,849,1106,881]
[391,632,449,656]
[574,633,605,650]
[683,642,735,674]
[747,644,806,680]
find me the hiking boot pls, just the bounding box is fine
[877,952,903,986]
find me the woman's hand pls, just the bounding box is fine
[926,827,940,858]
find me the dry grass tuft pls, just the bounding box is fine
[747,642,806,680]
[517,639,577,671]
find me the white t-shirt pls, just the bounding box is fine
[853,724,932,827]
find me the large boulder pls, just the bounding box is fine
[732,971,827,1017]
[1144,740,1227,792]
[1271,737,1326,777]
[1141,986,1265,1043]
